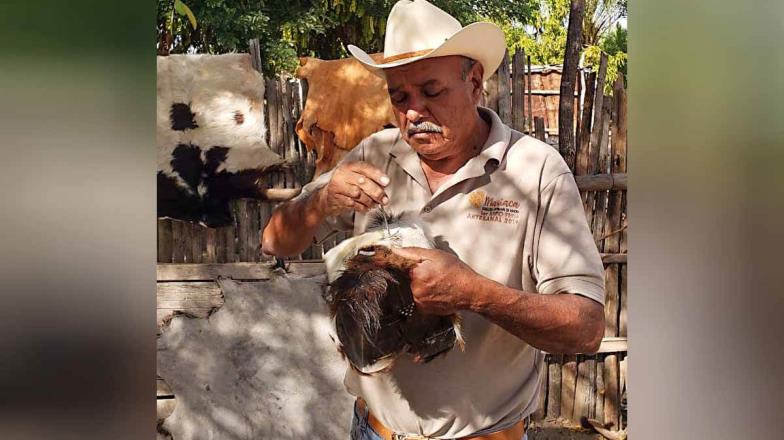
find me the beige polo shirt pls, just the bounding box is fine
[297,108,605,438]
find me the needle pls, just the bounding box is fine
[379,204,391,237]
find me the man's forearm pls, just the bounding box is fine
[465,275,604,354]
[261,188,327,257]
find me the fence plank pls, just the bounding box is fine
[157,261,325,281]
[576,71,596,176]
[575,173,627,191]
[527,56,533,133]
[561,355,577,421]
[620,265,628,337]
[595,360,604,423]
[534,117,546,141]
[603,354,620,429]
[589,54,609,162]
[158,219,173,263]
[512,50,526,132]
[485,68,499,114]
[171,221,186,263]
[223,220,236,263]
[497,50,512,125]
[573,358,588,421]
[592,97,613,249]
[156,281,224,329]
[547,354,562,419]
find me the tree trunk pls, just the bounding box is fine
[558,0,586,172]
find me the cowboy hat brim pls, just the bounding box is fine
[347,22,506,82]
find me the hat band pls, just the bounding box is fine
[381,49,434,64]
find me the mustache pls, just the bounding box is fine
[407,121,443,136]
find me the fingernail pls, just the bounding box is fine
[382,196,389,205]
[358,177,366,184]
[380,176,390,186]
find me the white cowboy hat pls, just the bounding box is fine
[347,0,506,81]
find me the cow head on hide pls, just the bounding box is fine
[295,55,397,178]
[157,54,284,227]
[323,211,464,375]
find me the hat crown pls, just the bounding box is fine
[383,0,462,59]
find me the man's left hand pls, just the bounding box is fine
[390,247,479,315]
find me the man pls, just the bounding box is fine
[262,1,605,439]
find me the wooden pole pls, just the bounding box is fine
[534,117,546,142]
[589,53,609,166]
[497,50,512,125]
[576,71,597,176]
[547,354,562,418]
[158,220,173,263]
[527,55,533,134]
[512,50,526,132]
[558,0,586,172]
[561,355,578,422]
[248,38,262,73]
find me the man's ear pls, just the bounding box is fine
[470,63,484,103]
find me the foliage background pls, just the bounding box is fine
[156,0,626,85]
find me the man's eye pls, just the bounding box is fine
[424,89,444,98]
[391,93,407,104]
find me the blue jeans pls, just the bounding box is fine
[349,402,529,440]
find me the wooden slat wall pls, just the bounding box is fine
[156,49,628,429]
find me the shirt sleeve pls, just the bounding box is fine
[533,172,605,305]
[290,141,368,242]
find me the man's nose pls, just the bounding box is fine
[404,94,427,122]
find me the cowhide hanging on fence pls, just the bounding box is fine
[157,54,284,227]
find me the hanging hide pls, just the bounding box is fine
[323,212,463,375]
[295,55,397,178]
[157,54,284,227]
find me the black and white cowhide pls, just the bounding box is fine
[157,54,284,227]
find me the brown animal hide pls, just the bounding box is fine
[325,246,462,375]
[295,55,397,177]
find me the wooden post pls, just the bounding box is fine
[248,38,262,73]
[512,50,526,132]
[576,71,596,176]
[224,204,237,263]
[561,355,578,422]
[558,0,586,172]
[265,78,279,188]
[497,50,512,125]
[588,53,609,167]
[527,55,533,133]
[603,354,619,428]
[534,117,546,141]
[547,354,563,418]
[205,227,217,263]
[591,96,613,246]
[594,359,605,422]
[190,223,203,264]
[158,220,173,263]
[574,356,594,421]
[485,68,500,114]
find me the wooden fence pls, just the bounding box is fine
[157,47,628,432]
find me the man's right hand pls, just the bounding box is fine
[315,161,390,217]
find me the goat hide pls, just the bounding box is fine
[295,55,397,178]
[323,212,463,375]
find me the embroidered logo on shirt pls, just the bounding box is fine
[466,190,520,224]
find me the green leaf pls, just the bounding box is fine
[174,0,198,30]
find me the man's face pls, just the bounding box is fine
[384,56,483,161]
